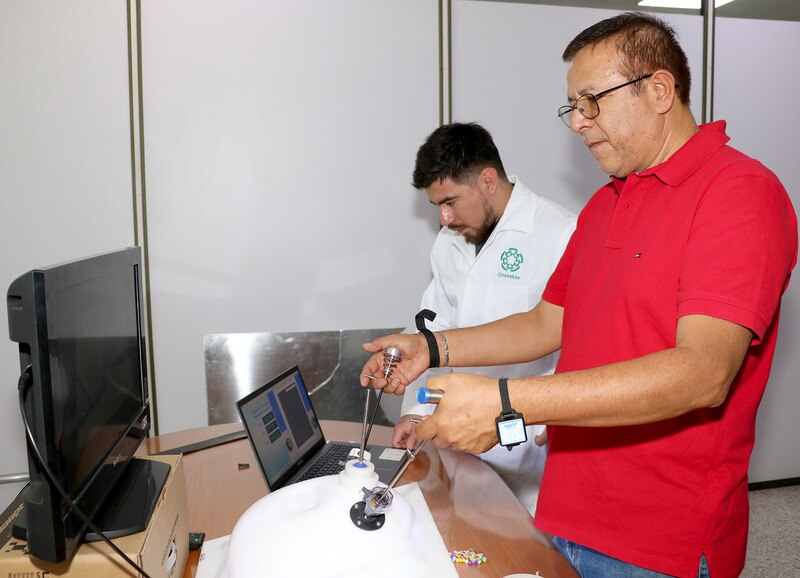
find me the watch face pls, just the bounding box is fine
[497,417,527,446]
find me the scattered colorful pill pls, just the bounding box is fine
[450,548,487,565]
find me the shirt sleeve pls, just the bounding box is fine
[677,168,797,342]
[543,212,582,308]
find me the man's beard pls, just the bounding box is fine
[457,212,497,245]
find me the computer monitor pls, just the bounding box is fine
[7,247,160,563]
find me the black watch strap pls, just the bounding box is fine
[499,377,513,415]
[415,309,440,368]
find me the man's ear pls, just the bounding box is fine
[651,69,677,114]
[478,167,498,196]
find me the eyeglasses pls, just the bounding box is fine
[557,74,653,128]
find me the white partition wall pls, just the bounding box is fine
[140,0,441,434]
[451,2,704,215]
[715,17,800,483]
[0,1,134,508]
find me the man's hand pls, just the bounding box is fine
[392,414,422,449]
[414,373,501,454]
[360,333,431,395]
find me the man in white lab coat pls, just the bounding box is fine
[393,123,576,514]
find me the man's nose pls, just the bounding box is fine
[439,205,454,226]
[570,109,592,132]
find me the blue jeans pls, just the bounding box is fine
[553,536,711,578]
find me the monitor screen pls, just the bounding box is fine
[237,367,324,487]
[49,264,144,494]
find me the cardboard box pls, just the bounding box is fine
[0,454,188,578]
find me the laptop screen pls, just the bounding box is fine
[237,366,326,489]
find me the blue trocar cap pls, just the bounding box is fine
[417,387,431,404]
[417,387,443,404]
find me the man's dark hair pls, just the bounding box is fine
[412,122,507,190]
[562,12,691,105]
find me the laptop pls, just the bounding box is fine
[236,365,408,492]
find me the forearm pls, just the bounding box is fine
[438,300,563,368]
[512,350,713,427]
[512,316,752,427]
[416,315,753,453]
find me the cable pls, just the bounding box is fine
[17,366,152,578]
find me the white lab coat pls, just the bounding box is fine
[402,176,576,515]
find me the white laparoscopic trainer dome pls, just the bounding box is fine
[227,457,454,578]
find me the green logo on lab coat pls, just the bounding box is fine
[500,248,524,272]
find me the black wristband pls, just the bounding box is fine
[415,309,440,368]
[499,378,513,414]
[496,377,526,450]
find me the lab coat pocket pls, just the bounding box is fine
[484,282,532,323]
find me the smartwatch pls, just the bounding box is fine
[495,378,527,451]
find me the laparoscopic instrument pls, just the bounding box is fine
[352,346,442,530]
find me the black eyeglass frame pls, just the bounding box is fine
[557,73,654,127]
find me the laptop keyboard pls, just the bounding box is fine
[295,443,358,482]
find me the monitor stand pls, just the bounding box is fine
[84,458,171,541]
[11,458,171,543]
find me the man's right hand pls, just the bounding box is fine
[392,414,422,449]
[359,333,431,395]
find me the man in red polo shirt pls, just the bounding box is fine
[360,12,797,578]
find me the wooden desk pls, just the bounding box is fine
[143,422,577,578]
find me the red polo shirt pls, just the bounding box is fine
[537,121,797,577]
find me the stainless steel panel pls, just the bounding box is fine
[204,328,404,426]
